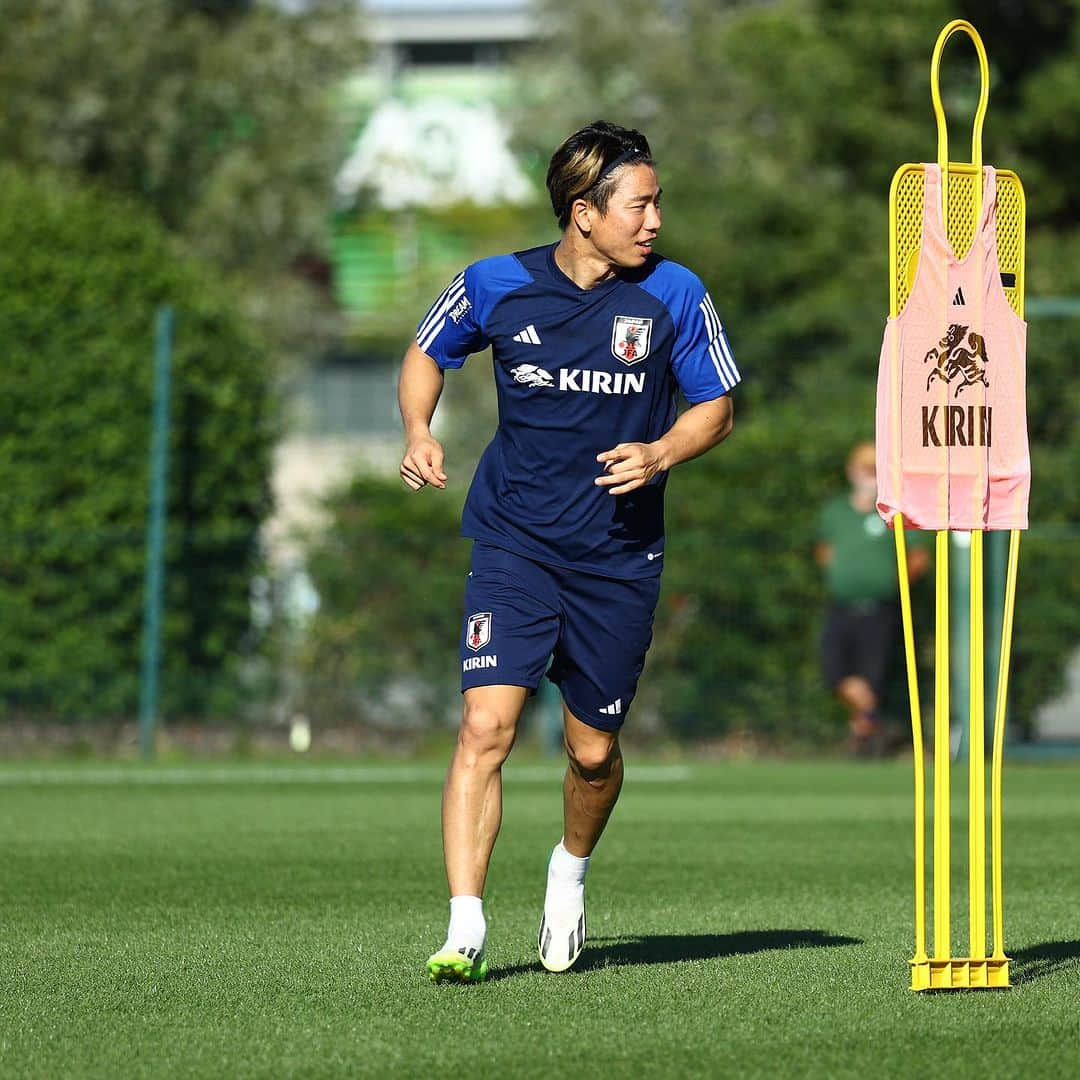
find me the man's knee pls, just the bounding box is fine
[837,675,877,713]
[565,730,621,779]
[458,698,517,764]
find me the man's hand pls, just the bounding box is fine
[401,433,448,491]
[595,442,665,496]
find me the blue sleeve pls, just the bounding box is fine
[416,265,488,369]
[638,259,741,403]
[670,284,741,404]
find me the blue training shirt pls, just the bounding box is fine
[417,243,740,580]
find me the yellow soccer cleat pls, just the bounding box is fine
[426,946,488,985]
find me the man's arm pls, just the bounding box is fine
[398,341,448,491]
[594,394,734,496]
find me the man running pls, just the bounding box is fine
[398,121,740,982]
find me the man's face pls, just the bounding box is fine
[847,449,877,497]
[587,164,662,268]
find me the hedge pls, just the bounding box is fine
[0,169,275,719]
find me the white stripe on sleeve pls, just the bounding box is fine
[418,317,448,354]
[417,273,465,342]
[699,296,720,340]
[699,295,740,389]
[708,339,737,388]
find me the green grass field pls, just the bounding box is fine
[2,759,1078,1078]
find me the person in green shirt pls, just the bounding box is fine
[815,442,929,754]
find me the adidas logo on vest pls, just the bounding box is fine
[513,325,542,345]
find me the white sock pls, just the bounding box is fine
[443,895,485,955]
[545,840,589,922]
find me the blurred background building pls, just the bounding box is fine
[271,0,540,563]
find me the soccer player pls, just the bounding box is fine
[398,121,740,983]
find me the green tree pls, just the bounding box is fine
[298,477,467,726]
[0,169,275,718]
[0,0,364,359]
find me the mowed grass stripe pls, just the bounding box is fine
[0,764,691,786]
[1,760,1078,1079]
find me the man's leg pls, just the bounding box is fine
[561,707,623,857]
[537,707,622,973]
[536,566,657,972]
[836,673,880,752]
[443,684,529,894]
[823,603,881,754]
[845,602,903,756]
[427,683,528,984]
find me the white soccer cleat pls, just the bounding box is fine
[537,904,586,972]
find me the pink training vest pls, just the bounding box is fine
[875,165,1029,531]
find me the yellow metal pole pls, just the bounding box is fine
[931,20,990,239]
[892,18,1021,991]
[991,530,1020,960]
[894,517,926,966]
[933,530,950,960]
[926,24,989,974]
[969,531,986,960]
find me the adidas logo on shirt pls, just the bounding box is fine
[513,324,542,345]
[953,287,966,305]
[598,699,622,717]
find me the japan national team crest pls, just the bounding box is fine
[466,612,492,651]
[611,316,653,365]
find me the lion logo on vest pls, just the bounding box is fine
[924,323,990,397]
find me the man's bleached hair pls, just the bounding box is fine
[546,121,653,229]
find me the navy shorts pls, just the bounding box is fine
[459,543,661,732]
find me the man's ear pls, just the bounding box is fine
[570,197,592,236]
